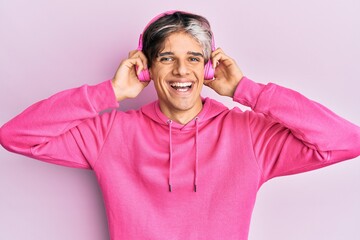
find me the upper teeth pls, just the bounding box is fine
[170,82,192,87]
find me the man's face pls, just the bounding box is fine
[149,32,205,122]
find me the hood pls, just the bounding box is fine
[140,97,229,192]
[141,97,229,129]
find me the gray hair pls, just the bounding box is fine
[142,11,213,68]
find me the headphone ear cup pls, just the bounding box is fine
[136,34,151,81]
[204,61,215,80]
[136,67,151,81]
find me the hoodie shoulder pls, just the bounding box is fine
[140,100,167,125]
[197,97,230,121]
[139,98,243,125]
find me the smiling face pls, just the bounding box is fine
[149,32,205,124]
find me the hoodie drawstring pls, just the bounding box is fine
[167,120,173,192]
[166,118,199,193]
[194,117,199,192]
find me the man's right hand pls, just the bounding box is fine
[111,50,150,102]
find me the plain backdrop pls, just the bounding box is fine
[1,0,359,239]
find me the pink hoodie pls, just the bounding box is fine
[1,77,360,239]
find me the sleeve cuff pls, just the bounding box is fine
[233,76,265,109]
[87,80,119,112]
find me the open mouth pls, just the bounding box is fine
[169,82,193,92]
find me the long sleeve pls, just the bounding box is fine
[233,77,360,181]
[0,80,119,169]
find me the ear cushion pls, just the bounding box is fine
[138,69,151,81]
[204,61,215,80]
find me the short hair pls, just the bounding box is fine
[142,11,213,68]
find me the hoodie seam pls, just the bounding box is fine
[92,111,118,173]
[246,112,266,184]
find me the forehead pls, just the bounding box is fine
[160,32,203,53]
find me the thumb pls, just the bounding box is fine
[203,78,216,88]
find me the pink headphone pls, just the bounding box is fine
[136,10,215,81]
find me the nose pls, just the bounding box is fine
[172,59,190,76]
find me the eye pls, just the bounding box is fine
[159,57,174,63]
[189,57,201,62]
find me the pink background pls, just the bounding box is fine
[1,0,359,239]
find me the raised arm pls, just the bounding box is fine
[0,81,119,168]
[236,77,360,180]
[0,49,150,168]
[204,48,360,181]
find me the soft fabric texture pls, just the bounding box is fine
[1,77,360,240]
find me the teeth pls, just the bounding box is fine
[176,88,188,92]
[170,82,192,87]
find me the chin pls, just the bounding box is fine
[172,98,201,111]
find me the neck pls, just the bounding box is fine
[159,100,203,125]
[166,111,199,125]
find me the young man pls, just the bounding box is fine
[1,11,359,240]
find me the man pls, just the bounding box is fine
[1,11,359,240]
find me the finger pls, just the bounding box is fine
[213,52,236,69]
[128,50,138,58]
[129,50,148,70]
[119,57,144,78]
[134,58,146,76]
[137,51,148,70]
[203,78,216,87]
[211,48,228,68]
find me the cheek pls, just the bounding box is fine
[195,66,205,78]
[150,65,168,80]
[150,68,167,91]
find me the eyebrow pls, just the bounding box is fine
[158,52,174,57]
[158,51,204,58]
[188,51,204,58]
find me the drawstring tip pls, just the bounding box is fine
[169,184,172,192]
[194,184,197,192]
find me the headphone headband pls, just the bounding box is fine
[137,10,188,50]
